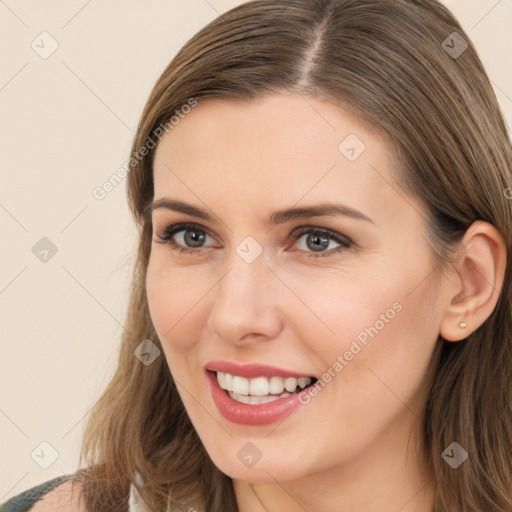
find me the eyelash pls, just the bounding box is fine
[154,222,353,258]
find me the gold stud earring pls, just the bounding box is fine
[459,321,467,329]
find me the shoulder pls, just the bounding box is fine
[0,476,87,512]
[29,479,87,512]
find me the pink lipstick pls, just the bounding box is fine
[205,361,316,426]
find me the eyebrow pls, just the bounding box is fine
[146,198,374,227]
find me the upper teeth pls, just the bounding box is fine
[216,371,312,396]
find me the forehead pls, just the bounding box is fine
[151,93,405,220]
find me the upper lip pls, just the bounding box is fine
[205,361,315,379]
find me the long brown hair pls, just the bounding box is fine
[70,1,512,510]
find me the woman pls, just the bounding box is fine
[2,0,511,511]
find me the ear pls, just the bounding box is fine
[439,221,507,342]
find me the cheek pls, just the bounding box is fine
[284,268,405,351]
[146,261,207,353]
[292,264,438,398]
[336,295,437,427]
[146,264,211,406]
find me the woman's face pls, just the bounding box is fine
[146,93,454,484]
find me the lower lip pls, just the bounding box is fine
[206,371,311,426]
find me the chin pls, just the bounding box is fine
[203,442,315,483]
[217,459,308,483]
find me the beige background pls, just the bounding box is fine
[1,0,511,501]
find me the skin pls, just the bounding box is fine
[145,92,505,512]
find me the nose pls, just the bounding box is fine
[206,249,283,346]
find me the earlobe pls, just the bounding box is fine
[439,221,507,342]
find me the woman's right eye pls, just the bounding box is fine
[155,222,216,255]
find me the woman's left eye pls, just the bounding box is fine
[292,227,352,257]
[154,222,353,258]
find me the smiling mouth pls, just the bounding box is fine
[212,370,318,405]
